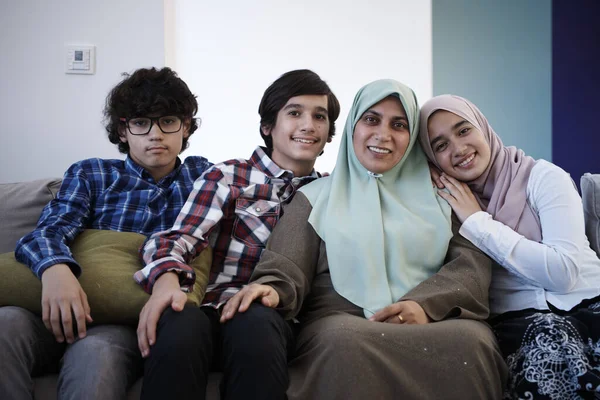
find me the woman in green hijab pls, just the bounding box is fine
[222,79,507,399]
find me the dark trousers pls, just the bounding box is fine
[141,303,295,400]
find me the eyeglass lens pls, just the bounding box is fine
[127,116,182,135]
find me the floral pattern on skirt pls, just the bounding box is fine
[492,299,600,400]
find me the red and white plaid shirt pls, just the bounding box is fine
[136,146,321,308]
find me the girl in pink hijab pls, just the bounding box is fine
[419,94,600,399]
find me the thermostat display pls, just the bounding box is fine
[65,45,96,75]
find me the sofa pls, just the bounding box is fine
[1,172,599,399]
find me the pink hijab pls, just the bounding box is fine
[418,95,542,242]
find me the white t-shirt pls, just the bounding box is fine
[459,159,600,315]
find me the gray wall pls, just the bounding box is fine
[0,0,165,183]
[432,0,552,161]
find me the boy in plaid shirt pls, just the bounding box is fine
[137,69,340,400]
[0,67,212,399]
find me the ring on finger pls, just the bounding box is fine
[397,314,403,323]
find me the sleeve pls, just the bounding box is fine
[135,166,232,293]
[459,162,587,292]
[14,162,93,279]
[250,192,321,320]
[400,213,493,321]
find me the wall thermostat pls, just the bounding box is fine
[65,45,96,75]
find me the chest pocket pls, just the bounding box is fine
[232,198,280,248]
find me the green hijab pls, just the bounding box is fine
[300,79,452,317]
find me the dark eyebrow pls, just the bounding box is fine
[430,135,444,148]
[392,116,409,123]
[429,119,469,147]
[363,110,408,122]
[283,104,328,114]
[283,103,304,111]
[452,119,470,130]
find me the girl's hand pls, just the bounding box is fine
[428,163,445,189]
[436,174,482,223]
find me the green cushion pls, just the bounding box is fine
[0,229,211,326]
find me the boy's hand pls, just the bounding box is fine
[436,174,482,223]
[137,272,186,358]
[220,284,279,323]
[368,300,431,325]
[41,263,93,344]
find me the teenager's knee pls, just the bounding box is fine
[0,306,56,359]
[223,304,291,358]
[59,325,141,400]
[150,306,213,360]
[158,305,210,340]
[228,304,287,339]
[63,325,139,368]
[142,306,213,398]
[0,306,40,339]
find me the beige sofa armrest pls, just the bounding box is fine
[581,173,600,257]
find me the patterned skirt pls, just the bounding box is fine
[491,296,600,400]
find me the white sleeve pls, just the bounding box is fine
[459,162,585,292]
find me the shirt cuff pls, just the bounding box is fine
[134,259,196,294]
[459,210,522,266]
[458,211,490,248]
[35,256,82,279]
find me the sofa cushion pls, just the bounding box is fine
[0,178,61,253]
[0,229,211,325]
[581,173,600,258]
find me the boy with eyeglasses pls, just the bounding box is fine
[136,69,340,400]
[0,67,212,399]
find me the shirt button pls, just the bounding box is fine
[255,207,261,212]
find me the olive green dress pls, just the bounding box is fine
[252,193,507,400]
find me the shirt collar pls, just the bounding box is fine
[125,155,183,184]
[249,146,320,179]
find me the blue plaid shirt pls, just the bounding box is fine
[15,156,212,279]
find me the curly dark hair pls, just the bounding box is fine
[104,67,199,154]
[258,69,340,149]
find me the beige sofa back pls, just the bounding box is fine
[1,173,599,257]
[0,178,61,253]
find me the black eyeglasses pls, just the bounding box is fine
[119,116,198,135]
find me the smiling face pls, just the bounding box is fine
[120,118,190,181]
[427,110,491,182]
[352,96,410,174]
[262,95,330,177]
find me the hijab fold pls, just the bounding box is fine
[300,80,452,317]
[418,95,541,242]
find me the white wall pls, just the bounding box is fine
[0,0,165,183]
[1,0,432,182]
[171,0,432,174]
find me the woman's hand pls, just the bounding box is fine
[436,174,482,223]
[368,300,431,325]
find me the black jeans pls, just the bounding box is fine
[141,303,295,400]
